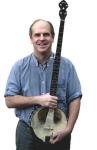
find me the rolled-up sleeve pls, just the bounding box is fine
[4,62,21,97]
[66,64,82,103]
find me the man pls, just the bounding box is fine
[4,19,82,150]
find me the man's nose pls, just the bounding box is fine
[40,34,45,40]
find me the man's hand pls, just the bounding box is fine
[50,98,81,144]
[50,126,71,144]
[38,93,58,108]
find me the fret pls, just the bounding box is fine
[53,71,59,74]
[56,43,63,47]
[53,61,60,66]
[50,86,58,92]
[52,72,59,78]
[53,60,60,64]
[54,56,60,60]
[57,42,63,46]
[51,83,58,88]
[58,31,64,37]
[52,71,59,76]
[50,89,57,96]
[58,36,63,41]
[59,21,64,33]
[56,44,62,51]
[51,77,59,84]
[55,53,61,57]
[51,78,58,83]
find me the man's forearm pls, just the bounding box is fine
[5,95,40,108]
[5,93,58,108]
[67,97,81,133]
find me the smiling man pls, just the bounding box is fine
[4,19,82,150]
[29,20,55,64]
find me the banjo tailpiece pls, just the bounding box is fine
[31,0,68,143]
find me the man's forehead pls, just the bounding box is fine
[32,20,50,31]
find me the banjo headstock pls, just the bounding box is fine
[59,0,68,20]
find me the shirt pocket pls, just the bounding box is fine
[57,83,66,96]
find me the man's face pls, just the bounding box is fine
[31,20,54,54]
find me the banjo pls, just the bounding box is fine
[31,0,68,143]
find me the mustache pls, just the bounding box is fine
[37,40,48,45]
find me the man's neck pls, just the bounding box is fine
[33,51,52,64]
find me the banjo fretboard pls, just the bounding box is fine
[50,0,68,96]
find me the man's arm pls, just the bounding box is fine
[67,97,81,133]
[51,97,81,144]
[5,95,38,108]
[5,94,58,108]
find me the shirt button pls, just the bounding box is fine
[42,81,45,84]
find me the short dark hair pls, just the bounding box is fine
[29,19,55,39]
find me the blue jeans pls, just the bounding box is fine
[16,120,71,150]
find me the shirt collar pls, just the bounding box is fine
[31,52,54,67]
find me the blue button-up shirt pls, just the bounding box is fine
[4,53,82,124]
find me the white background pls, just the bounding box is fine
[0,0,97,149]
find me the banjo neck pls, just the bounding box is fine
[50,19,65,96]
[50,0,68,96]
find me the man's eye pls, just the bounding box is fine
[34,33,50,37]
[43,33,50,37]
[35,34,40,37]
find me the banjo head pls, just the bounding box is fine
[31,107,67,142]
